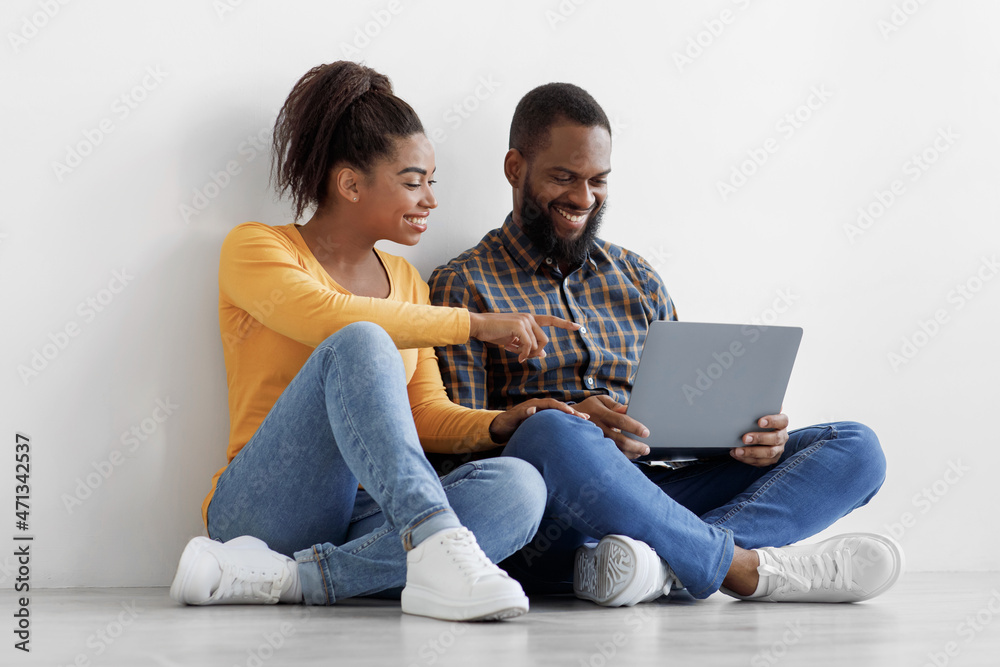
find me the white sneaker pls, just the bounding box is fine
[401,527,529,621]
[723,533,904,603]
[574,535,676,607]
[170,536,298,605]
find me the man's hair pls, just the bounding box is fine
[271,61,424,220]
[508,82,611,159]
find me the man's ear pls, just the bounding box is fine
[503,149,524,189]
[334,167,362,203]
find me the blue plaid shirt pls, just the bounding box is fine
[429,214,677,411]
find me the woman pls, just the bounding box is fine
[169,61,586,621]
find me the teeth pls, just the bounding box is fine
[554,207,586,223]
[404,216,425,225]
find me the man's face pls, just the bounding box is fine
[511,123,612,267]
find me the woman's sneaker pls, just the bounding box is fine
[401,527,529,621]
[170,536,300,605]
[574,535,677,607]
[723,533,904,603]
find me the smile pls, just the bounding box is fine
[404,215,428,231]
[552,206,588,224]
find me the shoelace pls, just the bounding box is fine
[761,548,852,594]
[442,528,501,578]
[214,563,287,603]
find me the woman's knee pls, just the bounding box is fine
[316,322,401,377]
[318,321,395,356]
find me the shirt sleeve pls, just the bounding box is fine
[427,265,492,410]
[408,346,502,454]
[219,223,471,349]
[636,255,679,322]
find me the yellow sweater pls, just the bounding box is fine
[202,222,500,527]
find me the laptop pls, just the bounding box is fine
[626,321,802,461]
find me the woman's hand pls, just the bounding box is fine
[468,312,580,363]
[488,399,589,444]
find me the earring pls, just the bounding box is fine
[353,197,358,202]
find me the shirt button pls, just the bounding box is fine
[586,377,594,386]
[580,326,587,334]
[545,257,553,265]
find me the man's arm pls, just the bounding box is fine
[569,254,676,459]
[634,254,678,323]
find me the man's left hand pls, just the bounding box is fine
[731,414,789,467]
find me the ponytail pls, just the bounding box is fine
[272,61,424,220]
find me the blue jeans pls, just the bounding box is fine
[499,411,886,599]
[207,322,546,604]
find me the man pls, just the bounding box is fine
[427,82,902,606]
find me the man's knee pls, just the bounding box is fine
[836,421,887,495]
[505,409,606,463]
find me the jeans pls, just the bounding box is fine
[207,322,547,604]
[499,410,886,599]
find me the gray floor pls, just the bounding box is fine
[5,572,1000,666]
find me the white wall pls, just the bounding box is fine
[1,0,997,588]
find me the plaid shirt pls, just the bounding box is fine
[429,214,677,411]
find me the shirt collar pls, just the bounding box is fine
[499,213,598,276]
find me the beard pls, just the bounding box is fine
[519,180,605,268]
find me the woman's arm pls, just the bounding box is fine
[407,347,502,455]
[220,224,470,349]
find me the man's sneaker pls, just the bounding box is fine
[170,536,298,605]
[574,535,676,607]
[723,533,904,603]
[401,527,529,621]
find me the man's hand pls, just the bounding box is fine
[489,398,589,444]
[732,414,789,467]
[573,395,650,460]
[468,312,580,363]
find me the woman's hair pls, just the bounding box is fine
[271,61,424,220]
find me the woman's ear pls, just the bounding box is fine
[334,167,362,203]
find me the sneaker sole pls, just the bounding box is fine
[169,537,216,605]
[573,536,648,607]
[401,586,529,622]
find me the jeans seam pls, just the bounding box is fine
[711,438,830,527]
[440,462,483,491]
[351,522,395,554]
[690,526,734,598]
[322,342,394,520]
[313,545,332,605]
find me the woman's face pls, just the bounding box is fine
[355,133,438,246]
